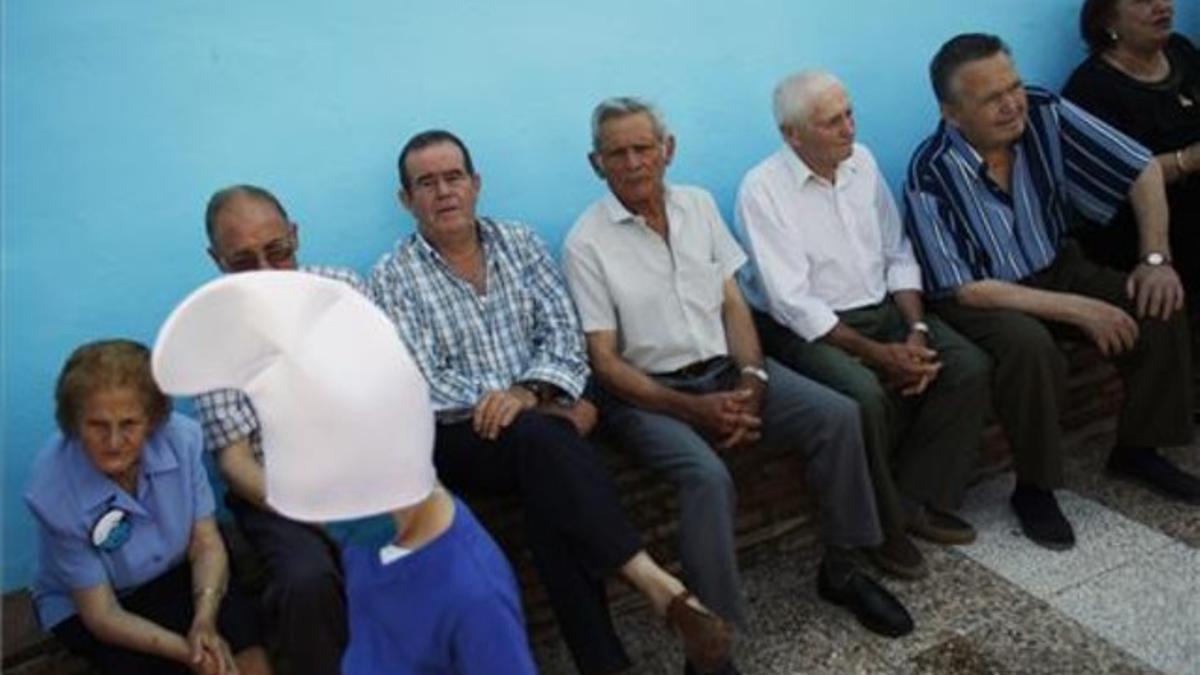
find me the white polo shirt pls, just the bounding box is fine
[733,144,922,341]
[563,185,747,373]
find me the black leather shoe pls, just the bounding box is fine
[1010,485,1075,550]
[817,559,914,638]
[1108,447,1200,505]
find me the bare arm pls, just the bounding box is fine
[720,278,765,372]
[957,279,1138,356]
[215,440,267,510]
[819,295,939,394]
[1155,141,1200,185]
[1126,159,1185,319]
[585,330,706,424]
[186,518,235,675]
[72,584,193,664]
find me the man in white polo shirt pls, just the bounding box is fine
[563,97,915,662]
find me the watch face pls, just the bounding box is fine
[1146,253,1165,266]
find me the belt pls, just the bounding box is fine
[652,356,730,379]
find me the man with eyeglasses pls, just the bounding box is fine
[194,184,364,675]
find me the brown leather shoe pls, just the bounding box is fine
[907,506,977,545]
[866,532,928,580]
[665,591,732,674]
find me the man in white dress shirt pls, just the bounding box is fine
[734,71,992,577]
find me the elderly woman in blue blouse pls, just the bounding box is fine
[24,340,271,675]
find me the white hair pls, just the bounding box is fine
[590,96,670,152]
[772,70,844,129]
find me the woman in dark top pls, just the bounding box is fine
[1063,0,1199,310]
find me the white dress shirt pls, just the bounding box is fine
[563,185,747,373]
[734,144,922,341]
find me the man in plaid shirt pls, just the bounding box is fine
[194,185,363,675]
[369,130,737,675]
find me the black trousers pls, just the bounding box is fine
[52,562,262,675]
[932,241,1194,488]
[435,411,643,675]
[228,497,348,675]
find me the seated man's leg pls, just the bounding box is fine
[930,301,1075,549]
[756,313,905,533]
[755,360,882,549]
[895,315,991,511]
[600,403,745,628]
[1041,244,1198,501]
[930,302,1067,489]
[757,311,927,577]
[228,500,347,675]
[435,415,638,675]
[1051,248,1193,448]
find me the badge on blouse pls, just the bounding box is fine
[91,508,131,552]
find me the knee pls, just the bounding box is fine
[268,555,341,607]
[680,455,736,505]
[996,317,1066,380]
[942,345,993,392]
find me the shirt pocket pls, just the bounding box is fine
[679,259,725,317]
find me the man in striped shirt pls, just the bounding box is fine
[904,33,1199,551]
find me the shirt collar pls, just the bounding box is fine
[780,144,859,187]
[942,123,990,177]
[71,424,179,513]
[412,218,494,263]
[601,185,677,225]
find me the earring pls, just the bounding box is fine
[1107,28,1119,42]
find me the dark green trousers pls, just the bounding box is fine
[931,241,1194,490]
[756,300,991,534]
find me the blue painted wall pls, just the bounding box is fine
[4,1,1197,590]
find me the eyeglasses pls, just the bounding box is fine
[220,237,297,273]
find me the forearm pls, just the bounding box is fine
[1128,160,1171,255]
[187,520,229,626]
[891,289,926,328]
[720,279,764,369]
[956,279,1087,324]
[1156,143,1199,185]
[90,605,193,662]
[75,587,191,664]
[590,352,698,423]
[820,322,886,363]
[217,440,268,509]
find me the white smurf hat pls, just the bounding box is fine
[151,271,435,523]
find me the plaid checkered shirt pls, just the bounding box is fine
[369,217,589,416]
[193,265,367,461]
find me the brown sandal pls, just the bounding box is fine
[665,591,732,673]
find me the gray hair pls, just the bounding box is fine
[772,70,844,129]
[590,96,670,152]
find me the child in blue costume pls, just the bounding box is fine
[335,486,539,675]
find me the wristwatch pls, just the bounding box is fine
[909,320,931,335]
[1142,252,1170,266]
[740,365,770,384]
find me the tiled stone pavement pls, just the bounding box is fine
[532,426,1200,674]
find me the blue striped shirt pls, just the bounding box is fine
[369,218,589,414]
[903,87,1152,297]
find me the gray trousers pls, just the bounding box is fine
[600,358,882,627]
[755,302,992,532]
[932,241,1194,488]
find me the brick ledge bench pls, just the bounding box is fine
[2,344,1122,674]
